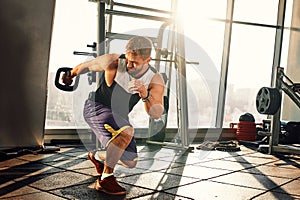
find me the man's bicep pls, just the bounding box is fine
[150,84,164,102]
[89,54,119,71]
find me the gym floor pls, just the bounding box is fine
[1,142,300,200]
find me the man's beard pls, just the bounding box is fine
[127,65,145,77]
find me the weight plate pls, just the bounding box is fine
[256,87,281,115]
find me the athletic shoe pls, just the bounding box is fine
[95,176,126,195]
[88,150,104,175]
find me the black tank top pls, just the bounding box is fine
[94,72,141,119]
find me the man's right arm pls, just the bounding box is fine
[71,53,120,76]
[62,53,119,86]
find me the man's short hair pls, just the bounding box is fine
[125,36,152,60]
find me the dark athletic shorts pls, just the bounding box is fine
[83,99,138,161]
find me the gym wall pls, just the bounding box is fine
[0,0,55,149]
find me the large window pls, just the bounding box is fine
[46,0,173,129]
[176,0,227,128]
[224,25,276,126]
[233,0,278,25]
[46,0,98,129]
[223,0,280,127]
[46,0,295,131]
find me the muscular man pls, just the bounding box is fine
[63,36,165,195]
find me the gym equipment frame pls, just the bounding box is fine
[258,66,300,155]
[96,0,191,149]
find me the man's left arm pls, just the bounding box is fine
[141,73,165,119]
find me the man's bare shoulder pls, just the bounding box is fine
[150,72,165,87]
[95,53,120,70]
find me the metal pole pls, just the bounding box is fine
[269,0,286,154]
[175,17,189,147]
[98,1,106,56]
[215,0,234,128]
[95,1,106,150]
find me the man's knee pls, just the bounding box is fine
[124,126,134,136]
[128,160,137,168]
[120,126,134,140]
[125,160,137,168]
[110,126,134,148]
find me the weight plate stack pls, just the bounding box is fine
[236,121,256,141]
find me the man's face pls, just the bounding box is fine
[125,53,150,77]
